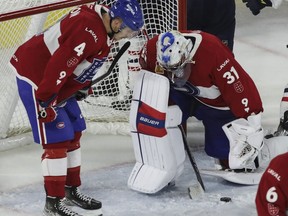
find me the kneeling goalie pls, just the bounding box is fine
[128,30,266,193]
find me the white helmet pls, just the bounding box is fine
[157,31,193,71]
[156,31,193,86]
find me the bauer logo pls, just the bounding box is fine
[139,117,160,126]
[136,102,166,137]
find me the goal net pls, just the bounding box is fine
[0,0,186,150]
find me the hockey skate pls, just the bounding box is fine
[272,118,288,137]
[43,196,82,216]
[265,111,288,138]
[64,186,102,215]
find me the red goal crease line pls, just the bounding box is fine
[0,0,97,22]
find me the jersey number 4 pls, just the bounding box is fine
[74,42,86,57]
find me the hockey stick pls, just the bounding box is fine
[57,41,131,107]
[178,125,205,198]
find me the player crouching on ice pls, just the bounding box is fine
[127,30,266,194]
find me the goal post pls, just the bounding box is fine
[0,0,187,150]
[0,0,97,22]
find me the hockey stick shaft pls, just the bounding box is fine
[179,125,206,191]
[56,41,131,107]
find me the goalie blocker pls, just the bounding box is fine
[128,70,186,194]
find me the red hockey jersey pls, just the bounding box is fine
[256,152,288,216]
[10,4,111,103]
[140,30,263,118]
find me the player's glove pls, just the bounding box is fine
[242,0,272,15]
[37,96,58,123]
[75,86,93,101]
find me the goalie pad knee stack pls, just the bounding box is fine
[128,70,185,194]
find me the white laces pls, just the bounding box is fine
[58,199,80,216]
[74,188,92,203]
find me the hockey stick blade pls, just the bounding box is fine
[188,182,205,199]
[57,41,131,107]
[200,168,264,185]
[179,125,206,193]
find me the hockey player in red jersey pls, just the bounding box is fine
[256,152,288,216]
[255,84,288,216]
[9,0,143,215]
[139,30,264,171]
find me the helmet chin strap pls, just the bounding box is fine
[108,19,121,39]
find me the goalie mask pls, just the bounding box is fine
[157,31,193,87]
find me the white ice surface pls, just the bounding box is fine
[0,134,258,216]
[0,2,288,216]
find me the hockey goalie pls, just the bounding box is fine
[128,30,288,193]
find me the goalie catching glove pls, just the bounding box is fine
[223,113,264,170]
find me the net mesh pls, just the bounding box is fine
[0,0,182,141]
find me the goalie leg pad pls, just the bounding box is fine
[128,71,185,193]
[128,128,185,194]
[167,127,186,180]
[128,133,178,193]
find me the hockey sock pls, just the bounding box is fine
[66,131,82,187]
[41,147,68,198]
